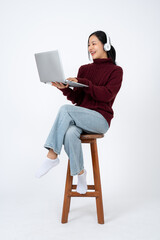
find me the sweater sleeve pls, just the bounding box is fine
[76,67,123,103]
[59,67,84,104]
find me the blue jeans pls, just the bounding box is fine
[44,104,109,176]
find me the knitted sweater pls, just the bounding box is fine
[60,58,123,126]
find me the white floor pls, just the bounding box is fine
[1,190,160,240]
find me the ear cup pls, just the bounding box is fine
[104,33,111,51]
[104,43,111,51]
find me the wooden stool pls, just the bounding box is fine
[61,133,105,224]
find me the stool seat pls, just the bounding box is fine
[61,133,105,224]
[80,133,104,140]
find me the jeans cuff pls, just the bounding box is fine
[44,144,60,155]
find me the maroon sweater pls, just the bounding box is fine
[60,58,123,126]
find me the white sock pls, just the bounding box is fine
[35,156,60,178]
[76,169,87,194]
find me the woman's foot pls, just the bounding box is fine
[76,169,87,194]
[35,156,60,178]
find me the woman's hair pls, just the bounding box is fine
[88,30,117,65]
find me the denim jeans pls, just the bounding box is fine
[44,104,109,176]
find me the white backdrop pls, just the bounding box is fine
[1,0,160,239]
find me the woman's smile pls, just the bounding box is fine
[91,51,96,56]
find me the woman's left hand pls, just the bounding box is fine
[66,77,78,83]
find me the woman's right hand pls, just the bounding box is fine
[51,82,69,89]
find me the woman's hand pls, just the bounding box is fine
[51,77,78,89]
[51,82,69,89]
[66,77,78,83]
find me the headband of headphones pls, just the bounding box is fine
[104,33,111,51]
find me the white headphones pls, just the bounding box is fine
[104,33,111,51]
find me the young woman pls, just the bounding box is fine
[35,30,123,194]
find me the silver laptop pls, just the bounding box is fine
[34,50,88,88]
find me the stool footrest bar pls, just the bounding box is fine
[72,184,95,190]
[68,191,99,197]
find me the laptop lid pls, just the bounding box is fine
[35,50,65,83]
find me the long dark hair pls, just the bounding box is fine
[88,30,117,65]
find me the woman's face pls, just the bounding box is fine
[88,35,107,59]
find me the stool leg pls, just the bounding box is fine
[61,159,73,223]
[90,140,104,224]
